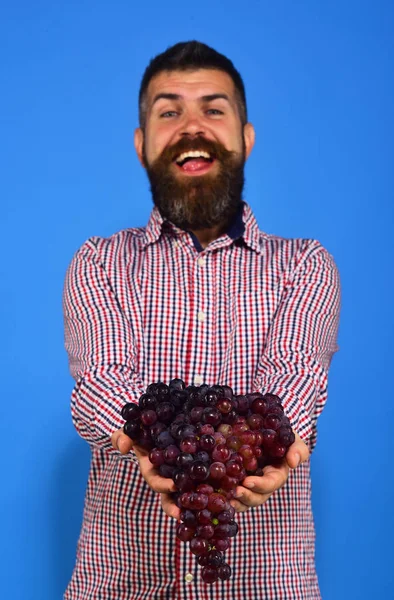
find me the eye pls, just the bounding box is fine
[206,108,224,116]
[160,111,178,118]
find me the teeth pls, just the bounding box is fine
[176,150,211,164]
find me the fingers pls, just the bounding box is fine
[286,432,310,469]
[161,493,181,520]
[136,453,177,494]
[230,462,289,510]
[111,428,134,454]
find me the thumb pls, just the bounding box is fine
[286,432,310,469]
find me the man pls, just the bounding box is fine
[63,41,340,599]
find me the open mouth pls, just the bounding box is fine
[174,150,216,175]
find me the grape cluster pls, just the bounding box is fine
[121,379,295,584]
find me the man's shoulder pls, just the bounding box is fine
[73,226,148,261]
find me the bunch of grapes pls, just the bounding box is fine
[121,379,295,584]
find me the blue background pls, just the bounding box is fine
[1,1,393,598]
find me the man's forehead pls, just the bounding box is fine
[146,69,236,103]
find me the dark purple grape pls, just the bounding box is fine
[189,493,209,510]
[213,538,231,551]
[150,422,167,439]
[195,451,210,464]
[175,452,194,470]
[169,378,185,391]
[159,464,176,478]
[169,389,187,408]
[173,471,194,492]
[209,385,225,397]
[218,563,232,580]
[156,430,175,448]
[123,420,141,439]
[196,508,213,524]
[235,394,250,413]
[227,520,239,537]
[206,549,224,567]
[164,444,180,464]
[196,484,214,496]
[262,429,278,449]
[180,509,197,527]
[156,402,175,424]
[217,506,235,523]
[251,397,269,416]
[264,414,282,431]
[247,413,264,430]
[121,403,141,421]
[216,398,232,414]
[199,434,215,452]
[196,524,215,539]
[222,385,233,399]
[202,407,222,426]
[278,425,295,446]
[226,460,243,478]
[212,444,231,462]
[222,410,238,425]
[218,475,238,492]
[189,461,209,481]
[149,448,165,466]
[190,406,204,423]
[180,436,198,454]
[190,537,210,556]
[202,391,218,406]
[207,493,227,513]
[201,565,219,583]
[176,523,195,541]
[270,442,287,458]
[209,462,226,479]
[140,409,157,426]
[156,382,170,401]
[137,428,153,449]
[139,393,157,409]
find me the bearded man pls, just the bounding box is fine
[63,40,340,599]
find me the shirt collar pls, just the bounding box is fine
[143,201,263,254]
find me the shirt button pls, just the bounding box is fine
[198,257,205,266]
[194,375,203,385]
[197,311,205,322]
[185,573,194,583]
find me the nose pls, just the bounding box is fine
[179,113,205,138]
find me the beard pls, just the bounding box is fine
[143,136,245,232]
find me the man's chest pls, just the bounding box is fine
[107,240,288,390]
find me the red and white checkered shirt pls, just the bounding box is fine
[63,202,340,600]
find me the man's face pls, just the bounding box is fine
[134,69,255,231]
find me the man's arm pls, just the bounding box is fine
[229,240,340,512]
[63,237,146,456]
[252,239,341,450]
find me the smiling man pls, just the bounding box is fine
[63,41,340,599]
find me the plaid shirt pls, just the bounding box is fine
[63,202,340,600]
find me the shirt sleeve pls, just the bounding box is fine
[63,237,146,455]
[252,239,341,451]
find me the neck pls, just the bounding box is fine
[190,224,226,249]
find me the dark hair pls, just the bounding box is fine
[138,41,247,129]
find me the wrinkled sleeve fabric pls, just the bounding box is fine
[253,239,341,450]
[63,237,145,455]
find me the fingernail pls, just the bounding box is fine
[234,490,243,498]
[294,453,301,467]
[244,482,254,489]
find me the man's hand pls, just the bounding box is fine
[230,432,310,512]
[111,428,181,520]
[112,428,309,518]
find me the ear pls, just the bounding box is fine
[134,127,146,168]
[243,122,255,160]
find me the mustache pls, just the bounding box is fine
[152,136,236,166]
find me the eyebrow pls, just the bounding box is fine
[151,92,231,107]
